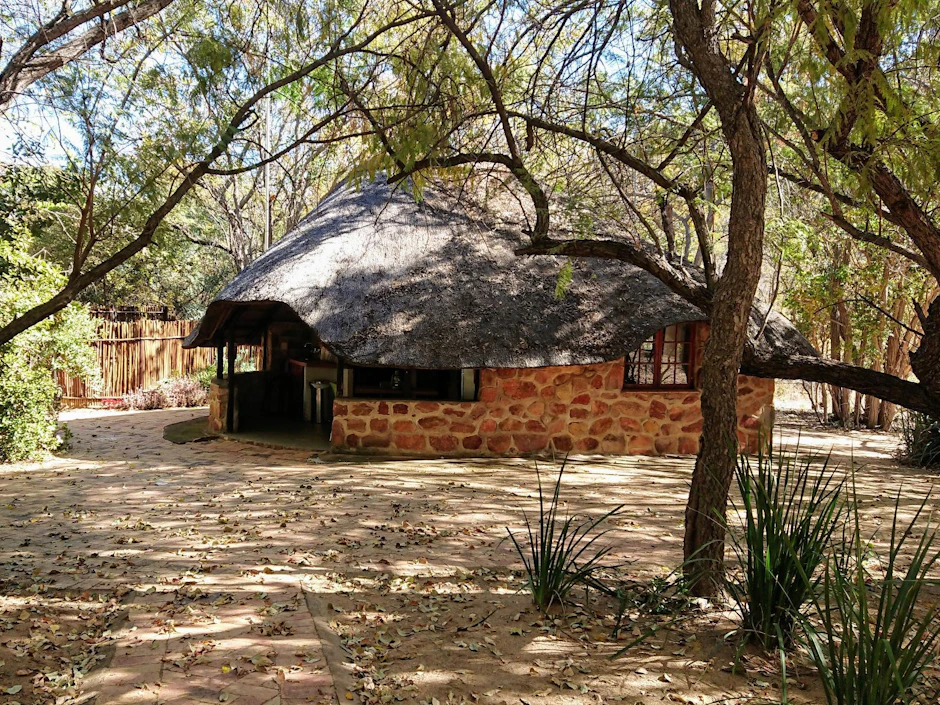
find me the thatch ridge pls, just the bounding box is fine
[185,177,815,368]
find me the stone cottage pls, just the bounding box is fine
[184,176,812,456]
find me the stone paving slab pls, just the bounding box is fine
[83,583,335,704]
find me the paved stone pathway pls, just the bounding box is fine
[1,409,340,705]
[0,407,920,705]
[86,581,333,704]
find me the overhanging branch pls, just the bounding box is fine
[516,237,711,310]
[744,352,940,416]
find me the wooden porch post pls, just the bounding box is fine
[262,327,269,371]
[226,333,236,433]
[216,342,224,380]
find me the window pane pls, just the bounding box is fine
[623,323,695,389]
[660,324,691,387]
[624,337,656,386]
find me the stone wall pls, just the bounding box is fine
[207,378,228,433]
[330,360,774,457]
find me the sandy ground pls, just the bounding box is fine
[0,407,936,705]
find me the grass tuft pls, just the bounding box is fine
[726,444,845,651]
[803,486,940,705]
[507,461,623,611]
[898,411,940,468]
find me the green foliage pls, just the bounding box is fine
[194,364,217,391]
[897,411,940,468]
[507,463,623,611]
[554,259,574,300]
[2,0,361,327]
[0,351,61,462]
[0,222,98,461]
[726,446,845,650]
[802,491,940,705]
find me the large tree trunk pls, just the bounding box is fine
[683,260,764,596]
[668,0,768,596]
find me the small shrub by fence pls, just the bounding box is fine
[56,319,215,407]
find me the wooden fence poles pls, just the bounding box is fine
[56,319,214,406]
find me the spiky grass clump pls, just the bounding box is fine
[898,411,940,468]
[803,491,940,705]
[726,446,845,650]
[507,463,623,611]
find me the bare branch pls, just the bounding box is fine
[820,211,929,268]
[516,237,711,311]
[0,7,433,345]
[430,0,550,239]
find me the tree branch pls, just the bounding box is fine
[0,8,432,345]
[820,211,928,268]
[516,237,711,311]
[744,352,940,416]
[430,0,549,239]
[0,0,177,109]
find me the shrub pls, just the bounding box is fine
[803,490,940,705]
[121,376,207,410]
[194,364,216,391]
[0,352,61,462]
[507,462,623,611]
[159,375,208,407]
[726,446,845,650]
[0,224,98,462]
[897,411,940,467]
[122,387,167,410]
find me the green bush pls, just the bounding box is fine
[0,225,98,461]
[0,352,61,461]
[194,350,255,392]
[726,446,845,650]
[194,364,216,391]
[803,490,940,705]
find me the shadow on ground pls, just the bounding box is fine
[0,408,933,704]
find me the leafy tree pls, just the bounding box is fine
[2,0,940,595]
[338,0,773,595]
[0,0,430,344]
[330,0,940,592]
[750,0,940,414]
[0,0,179,110]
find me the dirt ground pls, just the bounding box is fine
[0,407,936,705]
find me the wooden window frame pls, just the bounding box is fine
[622,323,697,390]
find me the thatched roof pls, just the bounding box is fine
[184,176,815,368]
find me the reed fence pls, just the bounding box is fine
[57,319,216,407]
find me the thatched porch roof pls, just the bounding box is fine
[184,177,815,369]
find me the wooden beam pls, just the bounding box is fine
[216,341,224,379]
[226,332,236,433]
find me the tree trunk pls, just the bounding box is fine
[684,276,762,596]
[866,395,881,429]
[668,0,768,596]
[911,300,940,397]
[829,306,848,424]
